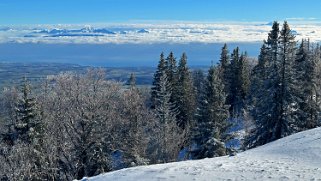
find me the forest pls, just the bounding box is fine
[0,21,320,180]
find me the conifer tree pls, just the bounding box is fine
[191,65,230,159]
[154,72,180,162]
[228,47,240,116]
[165,51,178,88]
[275,21,298,136]
[248,44,269,125]
[267,21,280,65]
[128,73,136,88]
[176,53,196,130]
[219,43,230,92]
[14,78,47,180]
[238,52,250,101]
[14,77,43,144]
[246,21,299,148]
[228,48,249,117]
[151,52,167,108]
[165,52,180,107]
[192,69,205,109]
[295,40,320,129]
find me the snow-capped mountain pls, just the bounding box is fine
[81,127,321,181]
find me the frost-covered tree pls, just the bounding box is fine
[14,77,43,144]
[154,72,181,163]
[151,52,167,108]
[294,40,320,129]
[228,48,250,117]
[176,53,196,130]
[219,43,230,93]
[165,51,178,90]
[191,65,230,159]
[248,44,269,106]
[165,52,180,110]
[0,78,50,180]
[246,21,299,148]
[274,21,298,137]
[192,69,205,111]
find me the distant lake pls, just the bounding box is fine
[0,43,261,67]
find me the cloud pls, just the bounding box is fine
[286,17,318,21]
[0,22,321,44]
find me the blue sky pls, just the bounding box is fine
[1,0,321,25]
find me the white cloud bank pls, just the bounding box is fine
[0,21,321,44]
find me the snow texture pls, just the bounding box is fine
[82,127,321,181]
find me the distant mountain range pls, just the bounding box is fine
[31,27,149,38]
[34,27,149,36]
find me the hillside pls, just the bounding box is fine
[0,62,156,87]
[83,127,321,181]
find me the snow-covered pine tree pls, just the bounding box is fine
[192,69,205,111]
[275,21,299,137]
[228,47,240,117]
[219,43,230,93]
[14,77,43,144]
[14,77,48,180]
[228,48,250,118]
[246,44,269,140]
[295,40,320,129]
[176,53,196,130]
[245,21,299,148]
[248,44,269,108]
[165,51,180,111]
[165,51,178,88]
[314,44,321,127]
[245,22,281,148]
[191,65,230,159]
[154,72,181,163]
[151,52,167,109]
[238,52,250,106]
[312,44,321,127]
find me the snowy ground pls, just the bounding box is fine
[83,127,321,181]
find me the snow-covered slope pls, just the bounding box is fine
[84,127,321,181]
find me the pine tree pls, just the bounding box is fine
[151,52,167,108]
[219,43,230,92]
[127,73,136,88]
[276,21,298,137]
[238,52,250,104]
[247,44,269,135]
[267,21,280,68]
[314,44,321,127]
[248,44,269,107]
[14,77,47,180]
[154,72,180,162]
[191,65,230,159]
[176,53,196,130]
[295,40,320,129]
[14,77,43,144]
[165,51,178,87]
[246,21,299,148]
[228,47,240,116]
[165,52,179,107]
[228,48,249,117]
[192,69,205,109]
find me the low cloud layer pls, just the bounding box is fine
[1,21,321,44]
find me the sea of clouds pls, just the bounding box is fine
[1,21,321,44]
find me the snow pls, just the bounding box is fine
[82,127,321,181]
